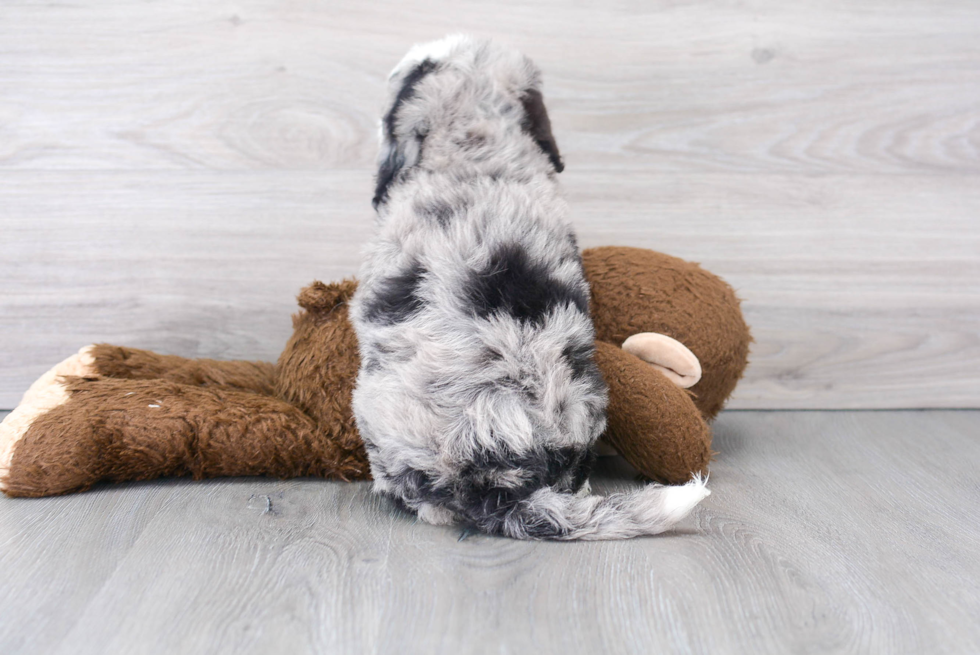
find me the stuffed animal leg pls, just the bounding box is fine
[0,350,367,497]
[0,279,369,497]
[583,246,751,484]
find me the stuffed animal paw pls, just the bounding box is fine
[584,246,751,484]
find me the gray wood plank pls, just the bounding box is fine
[1,410,978,654]
[2,171,977,409]
[1,1,977,175]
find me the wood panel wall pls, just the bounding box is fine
[2,1,978,408]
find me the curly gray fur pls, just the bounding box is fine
[351,35,709,540]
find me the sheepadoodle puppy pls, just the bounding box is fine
[351,35,709,540]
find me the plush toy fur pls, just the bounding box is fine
[0,281,366,496]
[586,247,751,483]
[0,247,749,499]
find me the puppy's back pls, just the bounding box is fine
[352,35,709,540]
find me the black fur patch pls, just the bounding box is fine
[373,59,439,209]
[415,198,456,228]
[481,346,504,363]
[487,374,537,402]
[373,149,407,210]
[384,59,438,141]
[363,355,383,374]
[520,88,564,173]
[562,342,595,380]
[461,444,594,536]
[362,261,427,325]
[386,442,595,537]
[567,447,597,492]
[467,243,588,325]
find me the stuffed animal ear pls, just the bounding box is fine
[520,88,564,173]
[622,332,702,389]
[373,59,438,209]
[297,279,358,314]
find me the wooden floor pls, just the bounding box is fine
[2,409,978,654]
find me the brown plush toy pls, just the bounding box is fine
[0,247,749,497]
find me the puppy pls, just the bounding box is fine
[351,35,709,540]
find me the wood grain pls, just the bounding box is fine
[1,1,978,174]
[1,0,979,409]
[2,410,978,654]
[2,170,977,408]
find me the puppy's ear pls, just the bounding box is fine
[373,59,438,209]
[521,88,564,173]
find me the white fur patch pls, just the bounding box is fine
[658,474,711,522]
[394,33,470,79]
[0,345,97,489]
[417,502,458,526]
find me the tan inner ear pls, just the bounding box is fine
[621,333,702,389]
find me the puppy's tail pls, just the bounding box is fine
[486,476,710,541]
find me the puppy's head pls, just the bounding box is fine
[373,35,564,209]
